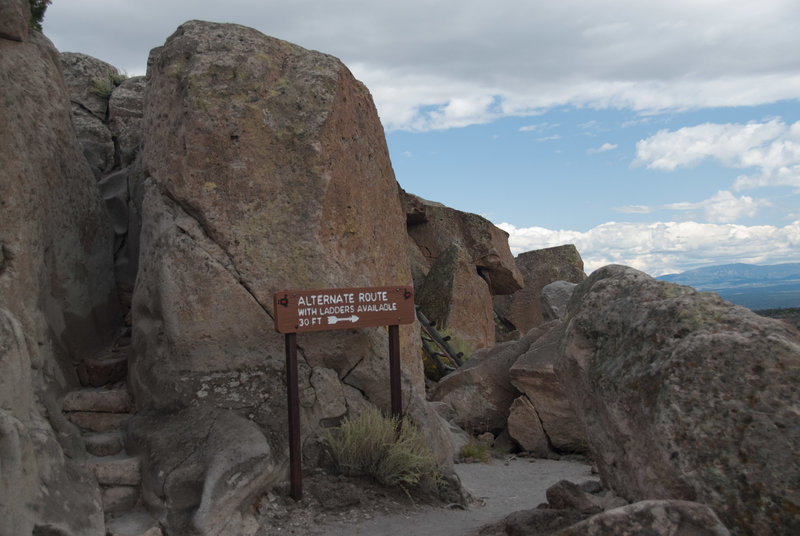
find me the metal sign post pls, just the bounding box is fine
[274,285,415,500]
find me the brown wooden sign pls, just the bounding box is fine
[274,284,415,500]
[273,285,415,333]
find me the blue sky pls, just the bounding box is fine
[43,0,800,275]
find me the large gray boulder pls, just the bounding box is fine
[557,264,800,535]
[0,0,29,41]
[131,20,450,533]
[128,407,276,535]
[557,500,730,536]
[509,321,587,453]
[495,245,586,336]
[506,395,551,456]
[1,6,119,533]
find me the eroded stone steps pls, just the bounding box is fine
[63,386,162,535]
[85,430,125,457]
[106,509,163,536]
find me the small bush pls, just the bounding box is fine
[29,0,52,32]
[459,437,491,463]
[322,407,440,493]
[91,69,128,98]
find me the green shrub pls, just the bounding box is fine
[459,437,491,462]
[91,69,128,98]
[322,407,440,493]
[29,0,52,32]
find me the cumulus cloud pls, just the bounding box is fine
[617,190,772,223]
[498,220,800,276]
[668,190,770,223]
[634,119,800,190]
[44,0,800,131]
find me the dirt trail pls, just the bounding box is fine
[312,458,594,535]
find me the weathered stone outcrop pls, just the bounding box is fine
[506,395,551,456]
[405,191,523,351]
[0,0,28,41]
[416,244,495,352]
[557,500,731,536]
[130,20,448,533]
[509,321,587,453]
[495,244,586,336]
[557,264,800,535]
[432,324,553,433]
[128,407,275,535]
[405,192,523,295]
[60,53,146,290]
[477,479,729,536]
[1,2,119,532]
[60,52,119,178]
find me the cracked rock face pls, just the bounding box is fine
[557,264,800,535]
[1,6,118,533]
[131,20,444,534]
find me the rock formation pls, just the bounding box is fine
[126,20,451,534]
[11,6,794,536]
[405,191,523,351]
[416,244,495,354]
[0,0,120,532]
[506,395,551,456]
[557,264,800,535]
[60,52,145,295]
[495,244,586,337]
[557,501,731,536]
[431,324,550,433]
[477,479,730,536]
[509,321,587,453]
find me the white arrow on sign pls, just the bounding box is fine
[327,315,360,325]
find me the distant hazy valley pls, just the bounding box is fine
[657,262,800,310]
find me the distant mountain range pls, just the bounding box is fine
[657,263,800,310]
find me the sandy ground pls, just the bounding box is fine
[297,458,595,535]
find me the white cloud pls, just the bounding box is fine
[615,190,771,223]
[634,119,800,190]
[615,205,652,214]
[588,142,618,154]
[519,122,559,133]
[424,96,500,130]
[671,190,770,223]
[498,220,800,276]
[44,0,800,132]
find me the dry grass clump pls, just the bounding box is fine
[91,69,128,98]
[322,407,440,494]
[458,437,491,463]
